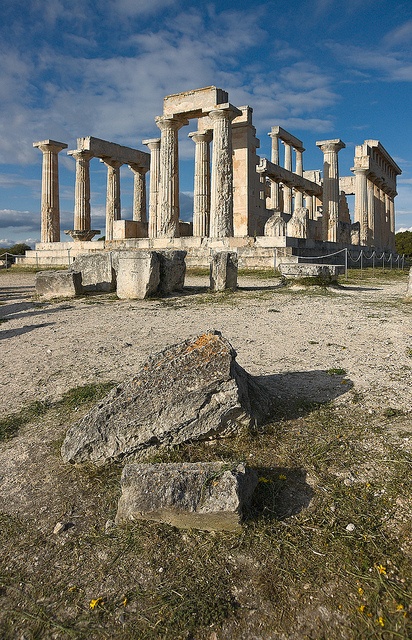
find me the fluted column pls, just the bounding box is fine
[189,130,212,237]
[143,138,161,238]
[155,116,186,238]
[316,139,345,242]
[283,142,293,214]
[295,149,304,209]
[367,179,375,244]
[129,164,148,224]
[103,158,122,241]
[268,129,280,210]
[209,106,239,238]
[33,139,67,243]
[353,167,369,245]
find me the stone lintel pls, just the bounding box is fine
[75,136,150,169]
[33,140,68,151]
[363,139,402,175]
[258,159,323,196]
[232,106,253,126]
[206,103,242,118]
[163,86,229,118]
[270,126,304,151]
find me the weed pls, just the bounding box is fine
[327,367,347,376]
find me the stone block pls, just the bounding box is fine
[115,462,258,532]
[69,252,116,292]
[35,270,83,300]
[156,250,187,294]
[210,251,238,292]
[279,263,343,283]
[116,250,160,299]
[61,330,273,465]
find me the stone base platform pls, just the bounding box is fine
[279,262,345,282]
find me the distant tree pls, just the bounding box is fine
[0,243,31,257]
[395,231,412,257]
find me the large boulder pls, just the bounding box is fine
[157,250,187,294]
[61,330,273,465]
[210,251,238,292]
[116,250,160,299]
[115,462,258,532]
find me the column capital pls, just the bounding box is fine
[33,139,68,154]
[155,115,188,132]
[68,149,94,161]
[208,104,241,123]
[129,163,149,174]
[188,130,213,144]
[142,137,161,151]
[101,157,123,169]
[351,166,369,175]
[316,139,346,153]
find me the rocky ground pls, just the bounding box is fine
[0,267,411,640]
[1,269,411,416]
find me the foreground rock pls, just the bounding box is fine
[61,330,273,465]
[279,262,344,283]
[35,270,83,299]
[115,462,258,531]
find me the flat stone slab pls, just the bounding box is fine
[61,330,273,465]
[115,462,258,531]
[279,263,344,281]
[35,270,83,299]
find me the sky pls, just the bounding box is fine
[1,0,412,247]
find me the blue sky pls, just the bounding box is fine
[1,0,411,246]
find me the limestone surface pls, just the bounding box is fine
[70,252,116,292]
[157,250,187,294]
[115,462,258,531]
[210,251,238,292]
[279,263,344,282]
[116,250,160,299]
[61,330,273,465]
[35,270,83,299]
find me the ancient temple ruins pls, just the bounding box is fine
[29,86,401,268]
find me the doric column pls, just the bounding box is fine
[143,138,161,238]
[283,142,293,214]
[316,139,345,242]
[129,164,148,224]
[353,167,369,245]
[268,129,280,210]
[189,130,212,237]
[209,106,240,238]
[367,179,375,244]
[103,158,122,241]
[155,116,186,238]
[294,149,304,209]
[33,139,67,243]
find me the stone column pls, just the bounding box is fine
[65,149,100,241]
[103,158,122,241]
[209,106,239,238]
[294,149,304,209]
[33,139,68,243]
[155,116,186,238]
[283,142,293,214]
[367,179,375,244]
[268,129,280,210]
[316,139,345,242]
[189,130,212,237]
[143,138,161,238]
[129,164,148,224]
[353,167,369,246]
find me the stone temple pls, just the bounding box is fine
[25,86,401,269]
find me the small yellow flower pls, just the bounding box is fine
[68,585,77,592]
[358,587,364,596]
[396,604,404,611]
[358,605,366,613]
[123,597,128,607]
[90,598,104,610]
[278,474,287,481]
[375,564,387,575]
[377,616,385,627]
[258,476,271,483]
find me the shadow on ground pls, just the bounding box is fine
[247,466,314,521]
